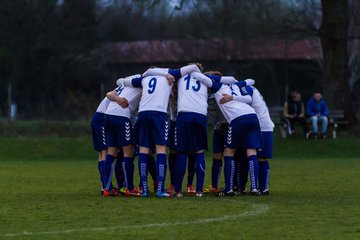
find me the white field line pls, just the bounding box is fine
[4,203,269,238]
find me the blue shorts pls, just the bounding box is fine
[169,120,176,150]
[225,114,262,150]
[104,114,134,148]
[175,112,208,152]
[137,111,169,147]
[213,128,226,154]
[258,131,273,159]
[90,112,107,151]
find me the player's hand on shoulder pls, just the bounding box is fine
[166,74,175,86]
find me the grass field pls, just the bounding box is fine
[1,135,360,240]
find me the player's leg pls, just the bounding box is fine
[187,152,196,193]
[237,148,249,194]
[122,144,140,196]
[91,113,107,194]
[219,147,235,196]
[102,115,121,196]
[136,113,152,197]
[247,148,260,195]
[98,150,107,192]
[167,120,177,191]
[155,144,170,197]
[114,150,125,192]
[147,151,158,192]
[138,147,150,197]
[258,131,273,195]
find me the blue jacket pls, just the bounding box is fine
[306,97,329,117]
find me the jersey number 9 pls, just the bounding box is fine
[148,77,157,94]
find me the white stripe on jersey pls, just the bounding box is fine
[177,74,208,116]
[250,87,274,131]
[139,76,172,113]
[105,85,142,118]
[214,84,255,123]
[96,97,111,113]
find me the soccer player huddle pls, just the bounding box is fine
[91,63,274,198]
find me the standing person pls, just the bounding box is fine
[306,92,329,139]
[102,75,143,197]
[283,91,311,139]
[90,97,111,195]
[191,72,262,196]
[124,64,201,197]
[222,85,274,195]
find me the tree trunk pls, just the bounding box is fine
[319,0,357,124]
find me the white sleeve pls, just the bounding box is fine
[191,72,214,88]
[245,79,255,86]
[233,95,253,104]
[142,68,169,77]
[116,74,142,87]
[219,76,238,84]
[180,64,201,76]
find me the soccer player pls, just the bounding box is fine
[123,64,201,197]
[191,72,262,196]
[205,93,228,193]
[90,97,111,194]
[221,84,274,195]
[102,75,143,197]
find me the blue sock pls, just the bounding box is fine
[123,157,135,190]
[138,153,148,194]
[239,157,249,192]
[187,153,196,186]
[233,158,239,188]
[259,160,270,192]
[248,155,259,191]
[156,153,167,192]
[104,154,116,190]
[168,153,176,186]
[174,153,187,192]
[211,158,222,188]
[148,155,157,182]
[195,153,206,192]
[224,156,235,192]
[98,161,105,189]
[115,157,125,189]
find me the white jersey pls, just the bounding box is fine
[177,74,208,116]
[105,85,142,118]
[96,97,111,113]
[138,76,172,113]
[250,87,274,132]
[214,84,255,123]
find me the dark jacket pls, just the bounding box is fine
[286,97,304,116]
[306,97,329,117]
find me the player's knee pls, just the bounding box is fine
[213,152,223,159]
[155,145,166,154]
[246,149,257,157]
[107,147,118,157]
[223,148,235,156]
[139,146,150,154]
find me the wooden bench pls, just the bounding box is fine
[268,107,348,139]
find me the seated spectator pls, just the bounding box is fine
[283,91,311,139]
[306,91,329,139]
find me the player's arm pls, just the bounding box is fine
[219,94,252,104]
[191,72,222,93]
[117,74,143,88]
[141,67,175,85]
[106,90,129,108]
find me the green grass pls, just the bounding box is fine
[1,136,360,239]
